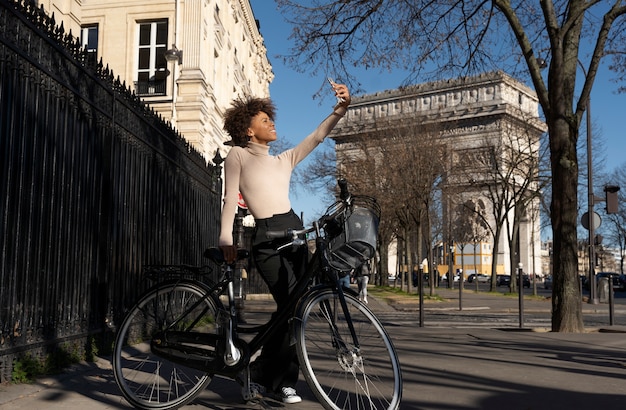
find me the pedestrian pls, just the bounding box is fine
[356,262,370,304]
[218,80,351,404]
[338,270,352,289]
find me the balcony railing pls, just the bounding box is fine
[134,79,167,96]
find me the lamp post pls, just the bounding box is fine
[164,45,183,126]
[449,244,454,289]
[577,60,598,305]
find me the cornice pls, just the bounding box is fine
[238,0,274,82]
[352,71,537,106]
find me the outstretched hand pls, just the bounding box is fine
[329,80,351,108]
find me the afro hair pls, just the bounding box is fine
[223,96,276,147]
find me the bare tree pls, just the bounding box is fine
[308,118,446,290]
[376,123,446,295]
[306,132,399,284]
[277,1,626,331]
[453,199,490,292]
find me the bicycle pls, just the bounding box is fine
[112,179,402,410]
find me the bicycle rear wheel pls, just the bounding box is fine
[112,281,219,409]
[295,289,402,410]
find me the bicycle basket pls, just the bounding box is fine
[325,196,380,272]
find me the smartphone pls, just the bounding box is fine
[328,77,345,103]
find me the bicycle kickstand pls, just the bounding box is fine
[240,368,272,408]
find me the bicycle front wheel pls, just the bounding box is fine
[295,289,402,410]
[112,280,219,409]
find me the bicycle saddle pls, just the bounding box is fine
[204,247,249,264]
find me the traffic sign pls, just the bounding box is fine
[581,211,601,230]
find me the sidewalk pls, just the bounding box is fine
[381,285,626,315]
[2,289,626,409]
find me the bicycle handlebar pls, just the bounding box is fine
[265,179,353,242]
[265,226,315,240]
[338,177,350,201]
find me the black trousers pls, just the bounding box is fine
[250,209,307,392]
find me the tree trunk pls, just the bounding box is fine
[377,237,390,286]
[490,225,503,292]
[405,227,413,293]
[508,212,520,293]
[549,114,584,332]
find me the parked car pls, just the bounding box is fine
[580,275,588,290]
[522,275,531,288]
[544,275,553,290]
[467,273,489,283]
[596,272,622,290]
[496,275,511,287]
[441,273,460,282]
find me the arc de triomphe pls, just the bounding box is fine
[330,71,547,278]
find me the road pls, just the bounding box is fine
[3,288,626,410]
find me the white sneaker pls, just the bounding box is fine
[363,297,368,304]
[279,387,302,404]
[242,382,266,401]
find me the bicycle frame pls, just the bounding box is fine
[149,221,361,380]
[113,179,401,410]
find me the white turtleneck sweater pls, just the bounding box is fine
[218,133,324,246]
[218,108,347,247]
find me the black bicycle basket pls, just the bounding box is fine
[324,196,380,272]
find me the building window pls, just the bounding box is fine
[80,25,99,66]
[135,20,168,96]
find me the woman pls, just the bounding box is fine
[219,81,351,404]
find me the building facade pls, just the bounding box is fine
[331,72,547,279]
[39,0,273,161]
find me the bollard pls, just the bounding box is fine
[418,266,424,327]
[518,263,524,329]
[609,274,615,326]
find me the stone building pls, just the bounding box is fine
[330,72,547,278]
[38,0,272,161]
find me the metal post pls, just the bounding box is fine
[518,263,524,328]
[234,207,246,322]
[587,99,597,304]
[579,60,598,305]
[418,264,424,327]
[458,267,463,311]
[449,245,454,289]
[609,274,615,326]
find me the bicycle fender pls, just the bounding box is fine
[293,284,358,320]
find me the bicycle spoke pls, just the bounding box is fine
[113,281,216,409]
[296,289,402,410]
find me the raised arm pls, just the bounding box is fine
[309,81,351,141]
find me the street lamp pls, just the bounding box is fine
[164,45,183,127]
[577,60,598,305]
[164,44,183,65]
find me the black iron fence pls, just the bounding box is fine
[0,0,223,380]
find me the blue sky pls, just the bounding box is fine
[249,1,626,224]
